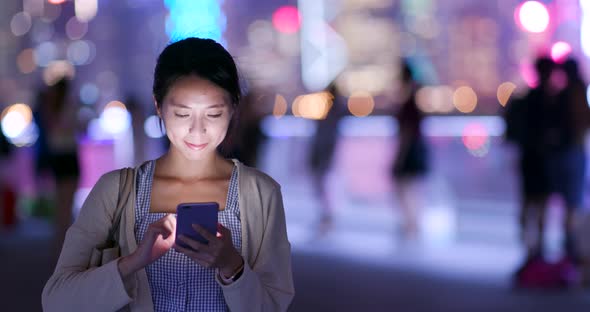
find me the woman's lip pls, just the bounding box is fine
[185,141,208,150]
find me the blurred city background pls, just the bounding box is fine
[1,0,590,311]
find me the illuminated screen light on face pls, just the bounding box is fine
[515,1,550,33]
[164,0,226,44]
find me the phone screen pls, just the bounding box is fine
[175,202,219,248]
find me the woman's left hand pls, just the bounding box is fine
[175,223,243,277]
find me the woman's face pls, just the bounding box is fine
[158,75,233,161]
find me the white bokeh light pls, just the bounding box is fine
[1,111,28,139]
[99,106,131,135]
[144,115,165,138]
[517,1,550,33]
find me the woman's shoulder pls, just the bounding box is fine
[233,159,280,191]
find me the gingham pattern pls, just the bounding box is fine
[134,160,242,312]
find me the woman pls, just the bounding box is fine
[392,60,429,239]
[42,38,294,311]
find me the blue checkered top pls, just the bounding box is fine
[134,160,242,312]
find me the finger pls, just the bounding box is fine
[174,244,214,267]
[217,223,231,238]
[177,234,208,252]
[192,224,217,242]
[146,225,170,239]
[149,222,173,238]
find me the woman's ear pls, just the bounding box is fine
[153,96,161,117]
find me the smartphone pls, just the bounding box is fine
[175,202,219,248]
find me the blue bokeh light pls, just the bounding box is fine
[164,0,226,45]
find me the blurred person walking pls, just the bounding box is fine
[308,82,346,235]
[391,60,429,239]
[33,78,80,258]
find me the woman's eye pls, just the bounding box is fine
[175,113,189,118]
[208,114,222,118]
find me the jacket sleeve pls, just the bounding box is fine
[219,185,295,311]
[42,170,135,312]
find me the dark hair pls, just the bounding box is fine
[562,58,580,81]
[152,37,242,155]
[534,56,554,83]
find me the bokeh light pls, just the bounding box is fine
[273,94,288,119]
[586,84,590,107]
[462,122,490,157]
[291,95,303,117]
[297,92,333,120]
[497,82,516,106]
[48,0,66,4]
[1,104,33,139]
[80,83,99,105]
[67,40,93,65]
[100,101,131,135]
[10,12,32,36]
[347,91,375,117]
[519,60,538,88]
[144,115,165,138]
[75,0,98,22]
[66,16,88,40]
[272,6,301,34]
[453,86,478,113]
[550,41,572,64]
[516,1,550,33]
[34,41,58,67]
[43,60,75,86]
[17,49,37,74]
[164,0,225,44]
[416,86,454,113]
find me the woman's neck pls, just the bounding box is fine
[155,149,231,181]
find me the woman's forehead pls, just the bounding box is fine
[165,76,230,106]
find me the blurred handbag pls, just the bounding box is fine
[89,168,134,267]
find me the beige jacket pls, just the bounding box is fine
[42,160,294,311]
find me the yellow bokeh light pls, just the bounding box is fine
[2,103,33,124]
[291,95,303,117]
[416,86,436,113]
[104,100,127,111]
[497,82,517,107]
[298,92,333,120]
[43,60,75,86]
[347,91,375,117]
[273,94,288,119]
[17,48,36,74]
[453,86,478,113]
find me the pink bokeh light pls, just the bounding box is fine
[272,6,301,34]
[550,41,572,63]
[462,123,489,151]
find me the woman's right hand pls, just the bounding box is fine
[118,214,176,278]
